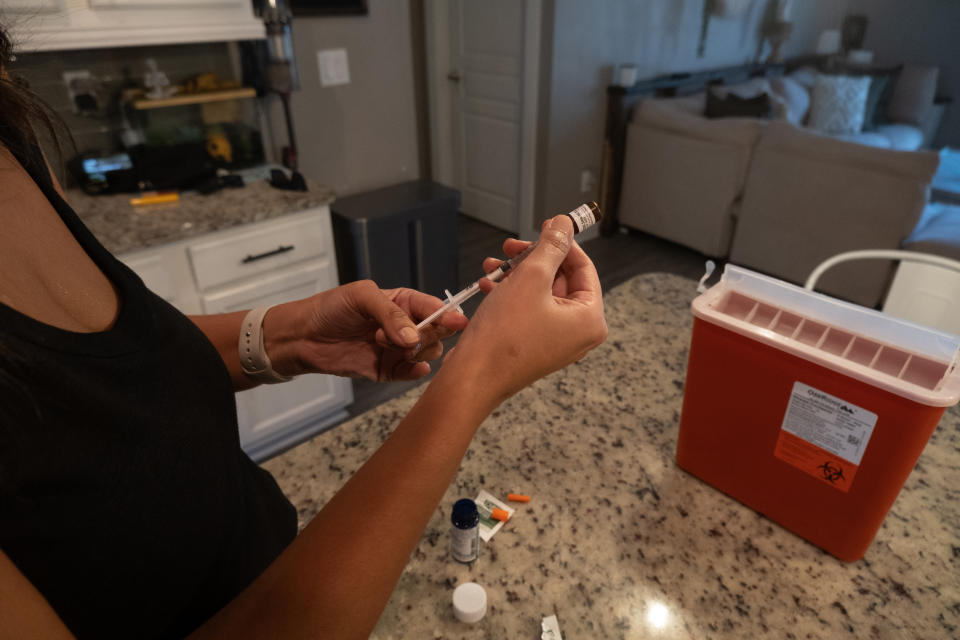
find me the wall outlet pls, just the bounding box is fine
[317,48,350,87]
[580,168,596,194]
[62,70,96,114]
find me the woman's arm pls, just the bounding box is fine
[0,353,496,640]
[0,549,73,639]
[188,311,258,390]
[191,215,606,638]
[193,352,499,638]
[189,282,467,391]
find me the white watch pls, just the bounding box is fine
[239,305,293,384]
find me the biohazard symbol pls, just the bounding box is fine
[817,461,845,484]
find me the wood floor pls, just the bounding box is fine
[343,214,708,420]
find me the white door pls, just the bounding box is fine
[429,0,541,236]
[201,261,352,460]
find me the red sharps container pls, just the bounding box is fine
[677,265,960,561]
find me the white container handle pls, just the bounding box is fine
[805,250,960,292]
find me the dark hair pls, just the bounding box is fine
[0,22,73,187]
[0,23,59,490]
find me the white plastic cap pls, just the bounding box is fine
[452,582,487,624]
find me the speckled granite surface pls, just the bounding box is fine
[265,272,960,639]
[66,180,335,255]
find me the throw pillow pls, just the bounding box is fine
[862,73,895,131]
[887,64,938,125]
[704,89,773,119]
[808,75,871,135]
[709,78,786,120]
[714,77,771,100]
[787,67,818,90]
[657,92,707,117]
[769,76,810,125]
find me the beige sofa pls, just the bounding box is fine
[619,100,763,256]
[618,103,940,307]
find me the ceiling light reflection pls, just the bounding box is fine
[646,600,670,630]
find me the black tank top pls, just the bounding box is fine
[0,153,298,638]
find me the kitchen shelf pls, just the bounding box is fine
[132,88,257,111]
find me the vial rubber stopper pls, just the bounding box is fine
[452,582,487,624]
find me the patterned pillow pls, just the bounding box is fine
[808,75,871,135]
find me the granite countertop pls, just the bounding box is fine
[265,272,960,639]
[66,179,335,256]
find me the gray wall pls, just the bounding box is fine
[845,0,960,148]
[271,0,420,196]
[537,0,847,227]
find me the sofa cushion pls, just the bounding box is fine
[809,75,871,135]
[862,72,896,130]
[619,101,765,257]
[633,98,765,147]
[729,122,940,307]
[619,125,744,257]
[873,124,924,151]
[887,64,938,126]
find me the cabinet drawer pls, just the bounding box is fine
[188,215,331,291]
[237,374,352,461]
[199,260,335,314]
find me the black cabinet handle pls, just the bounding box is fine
[241,244,295,264]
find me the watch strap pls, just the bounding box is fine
[239,305,293,384]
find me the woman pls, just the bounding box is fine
[0,27,606,639]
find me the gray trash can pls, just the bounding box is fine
[332,180,460,298]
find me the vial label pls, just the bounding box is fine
[567,204,596,233]
[450,525,478,563]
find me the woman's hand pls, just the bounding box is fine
[263,282,468,382]
[444,214,606,401]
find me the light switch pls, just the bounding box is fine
[317,49,350,87]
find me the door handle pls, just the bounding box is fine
[447,71,461,82]
[242,245,295,264]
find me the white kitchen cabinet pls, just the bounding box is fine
[188,215,332,292]
[119,206,352,462]
[2,0,264,52]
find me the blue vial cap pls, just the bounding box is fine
[451,498,479,529]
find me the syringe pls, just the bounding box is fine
[415,202,603,331]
